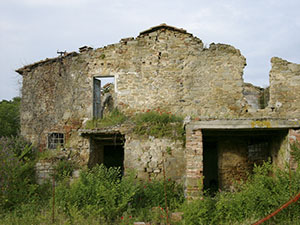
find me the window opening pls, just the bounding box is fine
[248,138,270,165]
[48,133,64,149]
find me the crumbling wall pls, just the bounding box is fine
[288,129,300,170]
[20,52,92,163]
[268,57,300,118]
[243,83,269,110]
[86,27,248,118]
[18,25,250,162]
[124,135,185,183]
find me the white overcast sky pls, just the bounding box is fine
[1,0,300,100]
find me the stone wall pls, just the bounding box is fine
[124,135,185,182]
[16,24,300,196]
[288,129,300,170]
[268,57,300,118]
[19,52,92,157]
[17,24,254,165]
[35,161,54,184]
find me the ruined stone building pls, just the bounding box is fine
[16,24,300,197]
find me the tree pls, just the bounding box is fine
[0,97,21,137]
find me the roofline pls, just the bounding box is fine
[139,23,189,36]
[16,51,78,75]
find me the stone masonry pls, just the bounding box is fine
[16,24,300,198]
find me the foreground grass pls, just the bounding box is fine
[2,136,300,225]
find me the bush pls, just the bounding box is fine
[56,165,138,222]
[133,178,184,210]
[182,197,216,225]
[182,161,300,225]
[0,97,20,137]
[0,136,47,212]
[52,159,77,181]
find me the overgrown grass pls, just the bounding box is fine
[55,164,184,224]
[85,109,127,129]
[2,160,300,224]
[182,161,300,224]
[0,136,51,212]
[2,136,300,224]
[133,110,184,141]
[85,108,185,141]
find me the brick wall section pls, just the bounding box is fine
[185,127,203,198]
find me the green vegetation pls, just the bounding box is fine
[182,161,300,224]
[0,97,21,137]
[133,109,184,141]
[2,149,300,224]
[0,136,50,212]
[85,108,185,141]
[85,109,127,129]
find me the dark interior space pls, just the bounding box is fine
[88,133,124,172]
[203,141,219,194]
[103,145,124,171]
[202,129,288,191]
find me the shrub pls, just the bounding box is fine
[182,197,216,225]
[182,161,300,224]
[0,136,45,211]
[133,178,184,210]
[55,165,138,222]
[0,97,20,137]
[52,159,77,181]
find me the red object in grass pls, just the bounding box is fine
[252,192,300,225]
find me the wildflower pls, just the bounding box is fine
[121,216,124,220]
[129,216,132,219]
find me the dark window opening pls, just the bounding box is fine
[93,76,115,119]
[48,133,64,149]
[203,141,219,195]
[248,138,270,166]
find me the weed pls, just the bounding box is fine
[85,108,127,129]
[133,109,184,141]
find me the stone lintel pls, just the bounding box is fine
[187,119,300,131]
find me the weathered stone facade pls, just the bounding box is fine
[124,135,185,182]
[17,24,300,197]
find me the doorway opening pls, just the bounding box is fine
[203,141,219,195]
[93,76,115,119]
[103,145,124,170]
[88,133,124,173]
